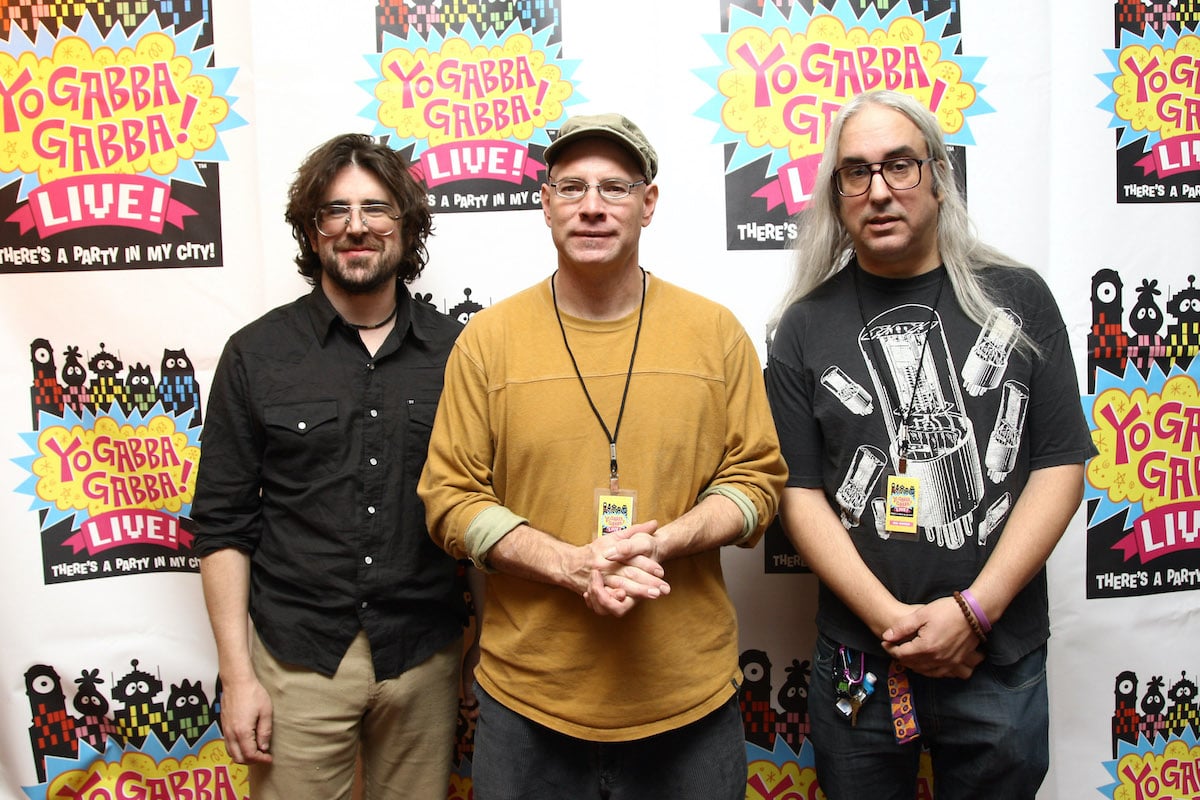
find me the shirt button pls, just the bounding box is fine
[297,421,307,430]
[364,555,374,565]
[370,409,379,418]
[367,506,376,515]
[361,601,368,609]
[367,362,376,371]
[369,457,378,466]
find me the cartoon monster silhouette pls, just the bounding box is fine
[1165,275,1200,359]
[1165,670,1199,737]
[1112,670,1140,757]
[73,668,122,751]
[164,678,213,745]
[775,658,812,753]
[124,362,158,414]
[738,649,777,749]
[156,348,202,425]
[212,674,223,736]
[30,338,64,427]
[1128,279,1166,368]
[87,343,128,413]
[448,288,485,324]
[26,664,78,783]
[1089,268,1128,383]
[61,345,90,415]
[1139,674,1167,743]
[111,659,169,747]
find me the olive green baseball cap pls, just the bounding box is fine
[543,113,659,181]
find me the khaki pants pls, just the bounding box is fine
[248,630,461,800]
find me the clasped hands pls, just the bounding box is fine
[880,595,986,679]
[574,520,669,617]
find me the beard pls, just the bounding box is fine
[318,237,403,295]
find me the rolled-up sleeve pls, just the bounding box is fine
[701,322,787,547]
[419,334,524,569]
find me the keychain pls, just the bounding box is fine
[833,646,877,726]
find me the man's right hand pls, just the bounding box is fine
[220,676,275,764]
[577,521,670,617]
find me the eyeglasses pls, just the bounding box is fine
[315,203,401,237]
[833,157,934,197]
[548,178,647,201]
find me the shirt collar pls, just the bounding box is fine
[303,281,426,344]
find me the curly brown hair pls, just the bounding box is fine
[285,133,433,285]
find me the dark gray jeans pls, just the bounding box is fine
[472,685,747,800]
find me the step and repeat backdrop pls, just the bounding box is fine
[2,1,1198,798]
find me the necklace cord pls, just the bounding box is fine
[342,304,399,330]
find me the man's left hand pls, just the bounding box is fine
[880,596,984,678]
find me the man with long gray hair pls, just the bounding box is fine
[766,90,1095,798]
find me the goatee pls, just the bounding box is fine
[321,251,401,296]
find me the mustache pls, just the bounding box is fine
[333,240,382,252]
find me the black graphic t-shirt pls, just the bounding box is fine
[767,261,1096,664]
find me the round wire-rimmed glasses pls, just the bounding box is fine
[315,203,401,237]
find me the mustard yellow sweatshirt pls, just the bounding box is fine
[420,274,785,741]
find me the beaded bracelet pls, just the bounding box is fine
[959,588,993,633]
[953,591,988,643]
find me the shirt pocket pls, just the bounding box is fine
[403,398,438,482]
[263,400,341,479]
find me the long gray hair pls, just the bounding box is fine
[767,90,1032,353]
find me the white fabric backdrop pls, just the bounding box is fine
[2,1,1196,797]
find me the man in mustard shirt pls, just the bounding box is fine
[419,113,785,799]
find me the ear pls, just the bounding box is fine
[541,183,553,227]
[640,182,659,228]
[932,160,946,202]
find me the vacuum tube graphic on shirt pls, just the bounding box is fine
[984,380,1030,483]
[821,365,873,416]
[961,308,1022,397]
[859,304,983,550]
[835,445,887,529]
[979,492,1012,547]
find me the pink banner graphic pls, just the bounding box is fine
[1135,134,1200,178]
[752,154,823,214]
[417,141,544,187]
[1114,503,1200,563]
[65,509,194,556]
[5,175,197,235]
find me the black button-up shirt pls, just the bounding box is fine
[192,284,466,678]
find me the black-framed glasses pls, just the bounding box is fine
[548,178,647,201]
[833,157,934,197]
[314,203,401,237]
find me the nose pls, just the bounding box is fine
[345,208,369,234]
[865,167,893,201]
[577,186,607,217]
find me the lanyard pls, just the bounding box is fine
[853,264,946,473]
[551,268,647,492]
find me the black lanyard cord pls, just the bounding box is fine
[853,265,946,473]
[551,268,647,489]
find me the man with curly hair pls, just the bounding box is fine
[193,133,471,799]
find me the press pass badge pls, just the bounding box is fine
[595,489,636,538]
[884,474,920,542]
